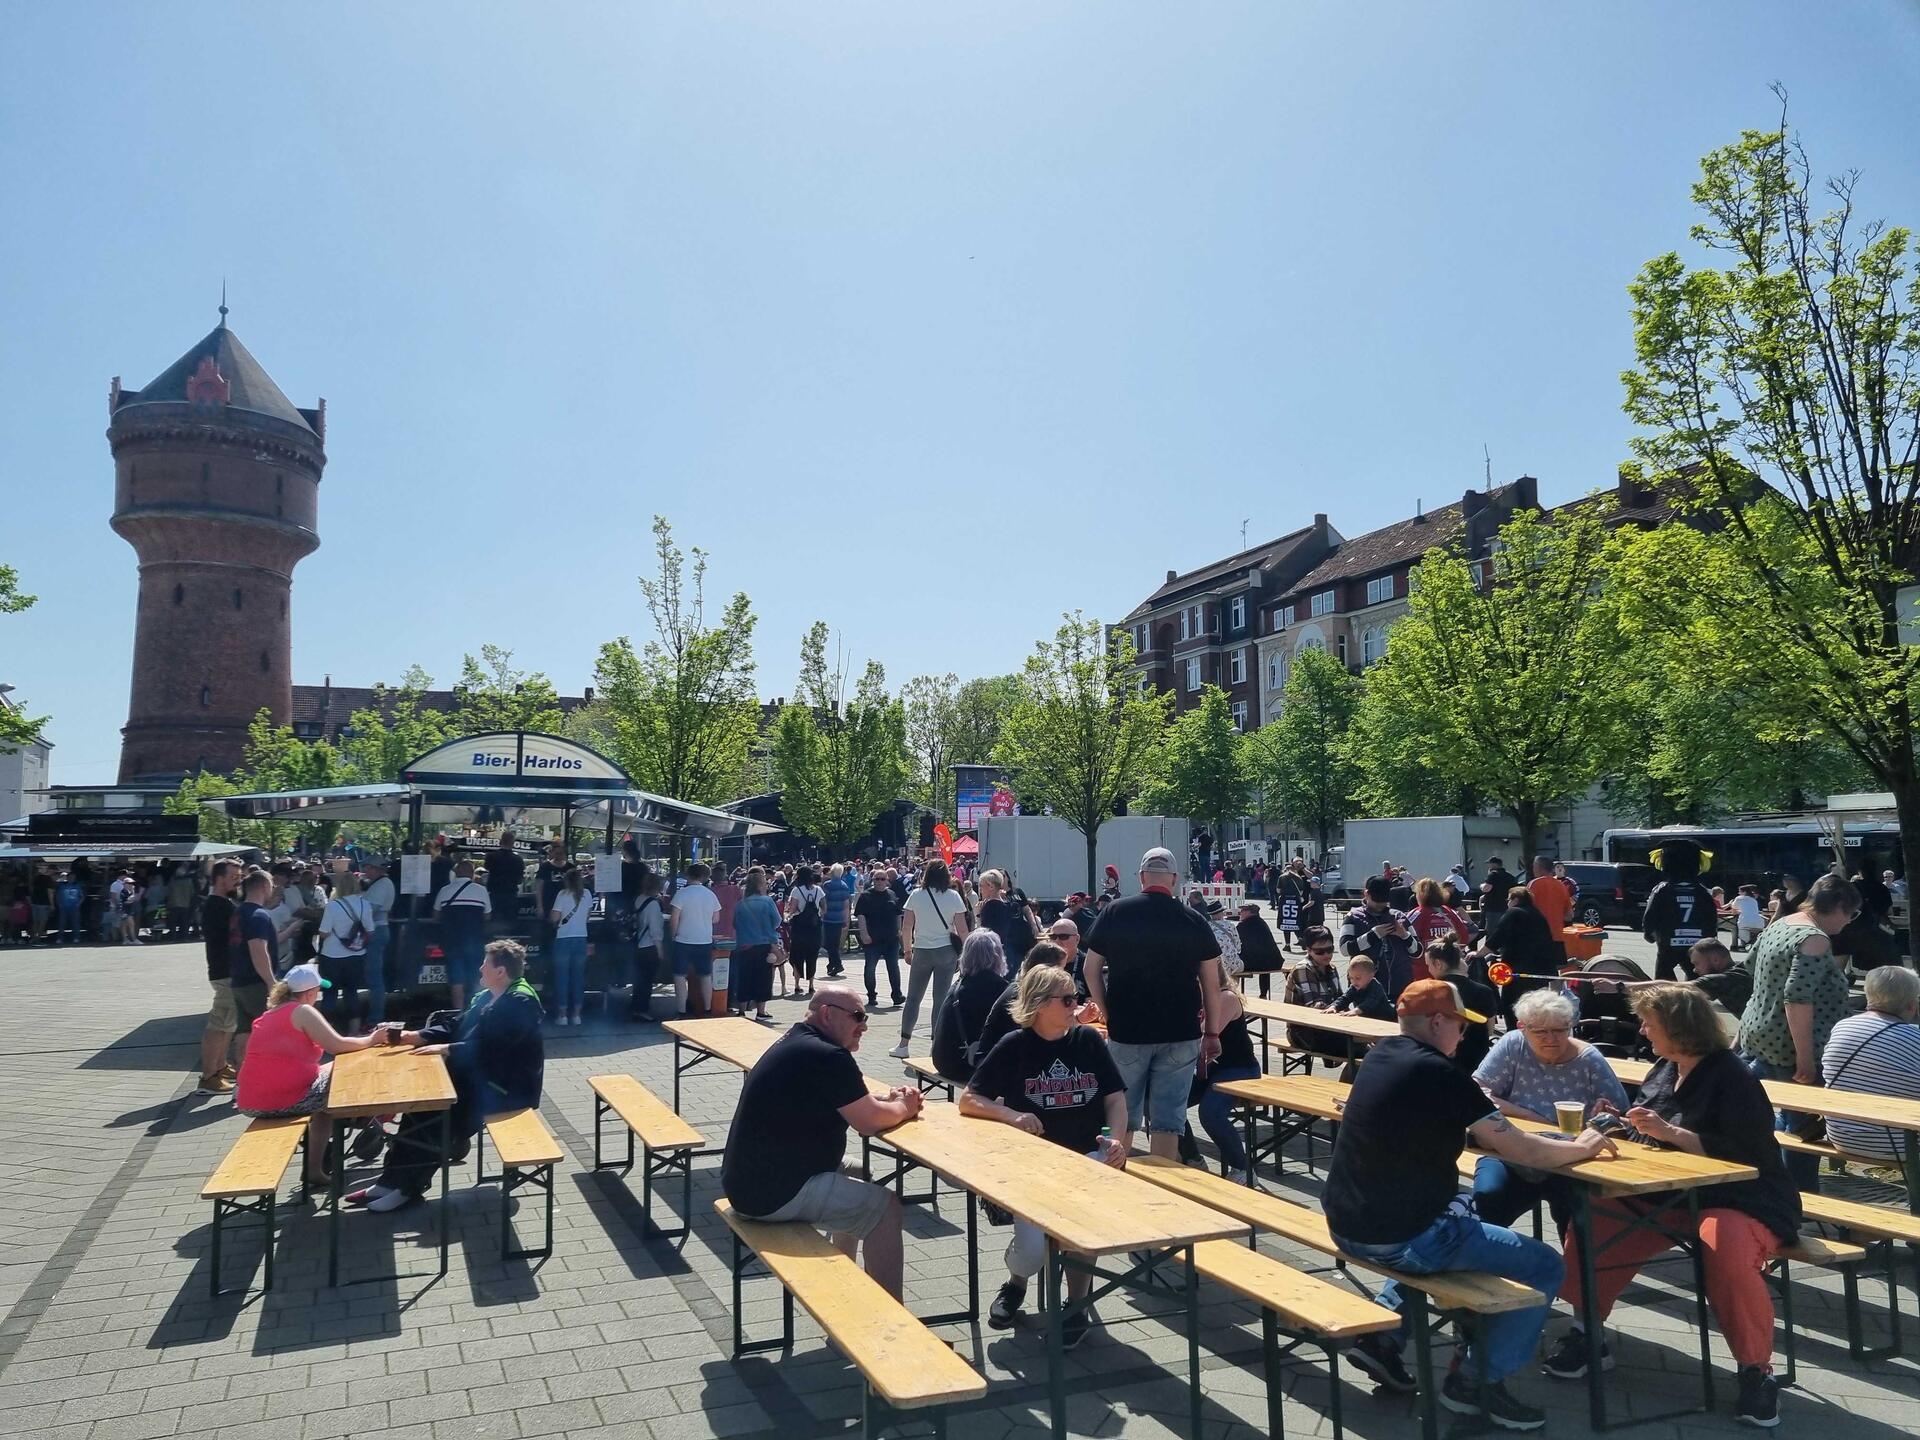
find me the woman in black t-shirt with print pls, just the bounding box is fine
[961,964,1127,1345]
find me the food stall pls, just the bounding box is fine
[201,730,779,1012]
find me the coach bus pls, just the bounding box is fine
[1600,820,1902,896]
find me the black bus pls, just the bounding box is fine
[1600,822,1902,897]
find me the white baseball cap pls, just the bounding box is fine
[283,964,332,992]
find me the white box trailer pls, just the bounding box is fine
[979,815,1193,904]
[1340,815,1523,896]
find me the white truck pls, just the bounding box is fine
[979,814,1193,905]
[1339,815,1523,897]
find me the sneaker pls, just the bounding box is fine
[988,1278,1026,1330]
[1541,1329,1612,1379]
[1440,1370,1483,1416]
[196,1073,233,1094]
[1060,1309,1092,1350]
[219,1064,236,1079]
[1478,1381,1546,1432]
[1736,1366,1779,1429]
[1348,1335,1418,1393]
[888,1041,910,1058]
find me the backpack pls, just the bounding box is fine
[327,896,369,953]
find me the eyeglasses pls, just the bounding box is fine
[1049,993,1077,1007]
[1308,947,1335,957]
[1527,1026,1572,1038]
[1049,930,1078,941]
[823,1003,869,1025]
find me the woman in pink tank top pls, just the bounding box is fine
[235,963,385,1186]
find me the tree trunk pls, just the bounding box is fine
[1085,825,1099,900]
[1513,801,1540,866]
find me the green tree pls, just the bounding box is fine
[1245,647,1362,858]
[901,672,961,821]
[1350,512,1631,859]
[950,674,1023,767]
[993,614,1170,895]
[0,564,46,752]
[447,645,564,736]
[585,517,760,809]
[165,771,277,850]
[1142,686,1249,841]
[335,665,447,782]
[1621,96,1920,950]
[769,623,909,852]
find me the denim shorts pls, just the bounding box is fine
[672,941,714,979]
[1107,1037,1203,1134]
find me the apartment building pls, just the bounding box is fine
[1115,516,1339,732]
[1255,478,1540,722]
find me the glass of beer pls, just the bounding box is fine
[1555,1101,1585,1135]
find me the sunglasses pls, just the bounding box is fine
[824,1003,869,1025]
[1308,946,1335,956]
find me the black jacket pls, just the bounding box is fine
[1236,914,1284,972]
[1486,903,1555,974]
[931,970,1012,1083]
[421,978,546,1133]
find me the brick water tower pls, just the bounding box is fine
[109,306,325,782]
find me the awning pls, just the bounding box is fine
[0,840,255,862]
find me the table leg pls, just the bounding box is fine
[1569,1186,1606,1428]
[1046,1240,1066,1440]
[438,1109,451,1279]
[672,1036,683,1112]
[327,1122,345,1287]
[1903,1128,1920,1218]
[1686,1190,1712,1410]
[1185,1245,1202,1440]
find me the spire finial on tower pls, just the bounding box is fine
[218,278,228,327]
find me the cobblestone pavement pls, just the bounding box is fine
[2,934,1915,1440]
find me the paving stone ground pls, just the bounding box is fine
[2,931,1915,1440]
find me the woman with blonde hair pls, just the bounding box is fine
[235,963,386,1188]
[961,964,1126,1341]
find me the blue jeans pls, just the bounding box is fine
[1334,1207,1563,1384]
[57,903,81,944]
[1109,1038,1204,1135]
[1195,1063,1261,1170]
[363,926,389,1024]
[552,936,587,1013]
[1742,1052,1819,1190]
[1472,1156,1573,1233]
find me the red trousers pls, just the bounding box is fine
[1559,1203,1779,1371]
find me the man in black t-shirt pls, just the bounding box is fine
[1083,847,1223,1160]
[196,860,242,1094]
[854,876,904,1008]
[229,870,282,1067]
[720,987,922,1297]
[1480,857,1518,924]
[1326,980,1615,1428]
[962,963,1128,1336]
[486,832,526,924]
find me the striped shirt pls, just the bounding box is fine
[1820,1011,1920,1160]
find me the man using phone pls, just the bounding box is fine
[1338,874,1423,999]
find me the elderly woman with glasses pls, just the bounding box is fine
[1470,988,1630,1232]
[931,929,1009,1083]
[961,964,1127,1344]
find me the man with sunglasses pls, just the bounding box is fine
[721,986,922,1297]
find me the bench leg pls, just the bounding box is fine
[1407,1293,1437,1440]
[1326,1342,1344,1440]
[501,1162,554,1261]
[1841,1239,1903,1363]
[639,1145,695,1241]
[729,1232,796,1357]
[209,1199,223,1299]
[263,1190,275,1293]
[1777,1256,1797,1386]
[1185,1246,1202,1440]
[1262,1310,1285,1440]
[474,1124,490,1184]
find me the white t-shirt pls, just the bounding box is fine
[362,875,396,928]
[906,886,962,951]
[318,894,372,959]
[633,895,665,950]
[1732,894,1765,929]
[434,879,493,917]
[672,883,721,945]
[552,885,594,939]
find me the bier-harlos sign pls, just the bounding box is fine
[399,732,629,793]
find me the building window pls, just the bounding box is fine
[172,584,184,605]
[260,651,271,673]
[1470,558,1489,588]
[1231,700,1249,731]
[1229,649,1246,685]
[1311,589,1336,617]
[1299,635,1325,655]
[1268,651,1286,690]
[1274,603,1294,630]
[1186,658,1202,691]
[1337,634,1349,666]
[1230,596,1245,630]
[1134,623,1148,653]
[1366,575,1394,605]
[199,685,212,708]
[1179,610,1190,641]
[1362,625,1386,666]
[232,588,244,610]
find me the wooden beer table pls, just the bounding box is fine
[873,1102,1249,1440]
[1240,995,1396,1069]
[1224,1071,1759,1430]
[324,1045,457,1287]
[662,1016,781,1110]
[1610,1055,1920,1209]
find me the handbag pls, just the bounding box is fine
[947,889,974,956]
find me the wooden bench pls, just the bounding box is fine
[1132,1156,1540,1440]
[478,1108,564,1260]
[200,1117,306,1297]
[1797,1191,1920,1362]
[716,1199,986,1437]
[904,1056,955,1100]
[588,1074,706,1238]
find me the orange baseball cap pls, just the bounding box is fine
[1396,978,1486,1025]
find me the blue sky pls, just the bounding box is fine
[4,4,1918,784]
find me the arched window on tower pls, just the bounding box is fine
[259,652,270,673]
[199,685,212,708]
[232,588,244,610]
[172,584,184,606]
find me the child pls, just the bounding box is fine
[1731,885,1765,950]
[1332,955,1393,1021]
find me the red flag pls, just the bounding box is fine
[933,822,955,866]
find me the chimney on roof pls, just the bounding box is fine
[1166,569,1178,583]
[583,686,594,704]
[1411,498,1427,525]
[321,674,331,713]
[1514,475,1539,510]
[1462,487,1485,517]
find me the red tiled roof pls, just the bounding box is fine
[1123,523,1319,620]
[290,683,589,737]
